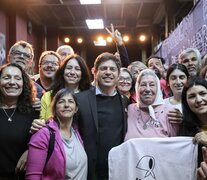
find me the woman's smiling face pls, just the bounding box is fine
[186,85,207,116]
[138,74,157,105]
[168,69,188,96]
[56,93,78,120]
[0,66,23,99]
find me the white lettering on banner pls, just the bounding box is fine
[160,14,193,65]
[156,0,207,65]
[192,25,207,54]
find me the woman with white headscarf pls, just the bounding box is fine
[124,69,179,141]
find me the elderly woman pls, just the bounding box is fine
[127,61,147,103]
[40,54,91,120]
[124,69,179,141]
[0,63,39,179]
[26,88,87,179]
[164,64,189,112]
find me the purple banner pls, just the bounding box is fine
[155,0,207,65]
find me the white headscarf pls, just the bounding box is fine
[135,69,164,121]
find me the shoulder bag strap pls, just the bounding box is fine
[44,126,55,169]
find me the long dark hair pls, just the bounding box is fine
[180,77,207,136]
[0,63,36,114]
[51,54,91,97]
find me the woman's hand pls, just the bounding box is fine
[168,108,183,124]
[15,150,28,173]
[105,24,123,45]
[30,119,46,134]
[197,147,207,180]
[193,132,207,146]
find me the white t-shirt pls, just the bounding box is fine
[164,97,182,112]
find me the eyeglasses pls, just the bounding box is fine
[11,50,33,60]
[41,60,59,67]
[118,77,132,83]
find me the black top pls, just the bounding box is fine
[0,108,39,176]
[117,44,130,68]
[35,78,47,92]
[75,87,128,180]
[96,94,123,178]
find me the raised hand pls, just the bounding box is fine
[105,24,123,45]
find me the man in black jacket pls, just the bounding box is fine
[75,52,128,180]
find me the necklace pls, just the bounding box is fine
[2,108,16,122]
[138,109,163,130]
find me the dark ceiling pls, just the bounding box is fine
[2,0,193,45]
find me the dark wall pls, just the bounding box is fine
[71,41,151,70]
[0,6,152,73]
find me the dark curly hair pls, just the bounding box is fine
[180,77,207,136]
[0,63,36,114]
[51,54,91,97]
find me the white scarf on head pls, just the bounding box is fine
[135,69,164,121]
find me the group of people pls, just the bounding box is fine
[0,24,207,180]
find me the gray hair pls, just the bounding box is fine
[178,48,201,68]
[8,40,34,60]
[56,45,74,54]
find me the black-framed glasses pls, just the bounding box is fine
[11,50,33,60]
[118,77,132,83]
[41,60,59,67]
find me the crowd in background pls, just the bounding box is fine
[0,24,207,180]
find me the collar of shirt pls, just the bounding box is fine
[95,86,117,96]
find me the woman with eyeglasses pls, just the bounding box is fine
[117,67,134,101]
[0,63,39,179]
[40,54,91,120]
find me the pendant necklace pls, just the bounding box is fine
[2,108,16,122]
[139,109,163,130]
[138,109,151,130]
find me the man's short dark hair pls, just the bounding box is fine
[94,52,121,73]
[145,56,165,67]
